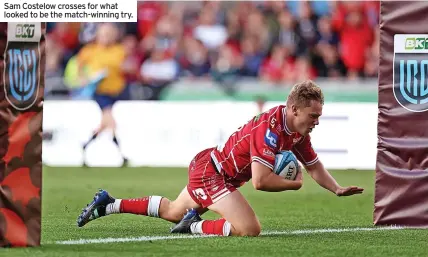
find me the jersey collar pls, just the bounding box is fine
[282,107,293,135]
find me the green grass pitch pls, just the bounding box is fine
[4,167,428,256]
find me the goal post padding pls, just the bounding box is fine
[0,22,45,247]
[375,1,428,227]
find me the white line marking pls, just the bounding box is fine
[51,226,406,245]
[54,234,215,245]
[261,226,405,235]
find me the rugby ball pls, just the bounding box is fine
[273,151,300,180]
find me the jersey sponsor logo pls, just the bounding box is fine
[264,128,278,148]
[262,148,275,158]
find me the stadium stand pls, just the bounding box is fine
[44,1,379,100]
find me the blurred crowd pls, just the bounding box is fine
[45,1,380,99]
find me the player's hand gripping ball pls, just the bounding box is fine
[273,151,300,180]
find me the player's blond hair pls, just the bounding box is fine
[287,80,324,108]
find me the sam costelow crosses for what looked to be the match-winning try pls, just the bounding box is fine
[3,3,119,10]
[77,80,364,237]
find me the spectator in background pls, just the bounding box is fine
[49,23,80,61]
[312,16,346,78]
[169,1,204,35]
[296,1,319,54]
[140,45,179,100]
[224,9,241,44]
[260,45,294,84]
[193,7,228,51]
[291,56,317,82]
[45,34,65,77]
[332,2,374,79]
[315,44,347,78]
[277,10,302,56]
[363,1,380,29]
[178,36,211,78]
[45,34,71,98]
[316,16,339,47]
[46,22,81,74]
[78,22,98,45]
[210,44,243,95]
[78,23,130,167]
[45,0,381,98]
[243,9,274,56]
[239,36,264,77]
[140,12,182,62]
[136,1,167,39]
[122,35,144,84]
[260,1,285,46]
[148,15,181,56]
[364,27,379,78]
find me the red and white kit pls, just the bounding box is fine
[187,105,319,207]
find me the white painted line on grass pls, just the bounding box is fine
[54,234,215,245]
[263,226,405,236]
[52,226,405,245]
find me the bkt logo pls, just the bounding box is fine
[5,48,39,110]
[393,58,428,112]
[264,129,278,148]
[16,24,35,38]
[394,34,428,112]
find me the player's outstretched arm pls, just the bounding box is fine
[251,162,302,192]
[305,160,364,197]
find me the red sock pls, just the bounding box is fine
[120,197,149,215]
[201,219,231,236]
[119,196,162,217]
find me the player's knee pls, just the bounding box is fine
[240,225,261,237]
[235,221,261,237]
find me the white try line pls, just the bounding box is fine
[52,226,406,245]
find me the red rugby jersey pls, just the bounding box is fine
[210,105,318,182]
